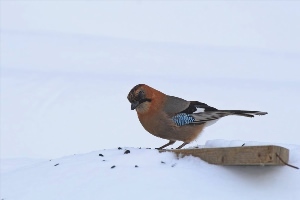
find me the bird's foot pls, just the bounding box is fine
[176,142,189,149]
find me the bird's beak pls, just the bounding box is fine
[131,101,140,110]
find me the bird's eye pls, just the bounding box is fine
[137,90,144,99]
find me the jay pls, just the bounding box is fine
[127,84,267,149]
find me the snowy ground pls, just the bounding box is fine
[1,140,300,200]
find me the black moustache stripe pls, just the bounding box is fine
[139,98,152,104]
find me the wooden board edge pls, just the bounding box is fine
[159,145,289,166]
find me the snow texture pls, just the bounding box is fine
[1,140,300,200]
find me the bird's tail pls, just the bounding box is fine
[217,110,268,118]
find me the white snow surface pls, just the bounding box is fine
[1,140,300,200]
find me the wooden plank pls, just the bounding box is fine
[159,145,289,166]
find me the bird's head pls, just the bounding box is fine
[127,84,152,111]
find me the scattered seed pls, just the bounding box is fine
[124,150,130,154]
[99,154,104,157]
[111,165,116,169]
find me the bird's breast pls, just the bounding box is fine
[137,111,175,137]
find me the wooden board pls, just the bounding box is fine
[159,145,289,166]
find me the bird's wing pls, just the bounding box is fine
[167,98,267,126]
[179,101,218,114]
[169,101,219,126]
[172,110,267,126]
[190,110,267,124]
[163,95,191,114]
[164,97,218,114]
[190,112,229,124]
[172,112,227,126]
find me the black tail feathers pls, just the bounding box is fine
[218,110,268,118]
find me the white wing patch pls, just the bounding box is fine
[194,107,205,113]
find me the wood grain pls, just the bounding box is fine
[159,145,289,166]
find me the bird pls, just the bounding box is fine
[127,84,268,149]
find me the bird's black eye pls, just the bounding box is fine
[136,90,145,101]
[138,90,144,95]
[135,90,151,104]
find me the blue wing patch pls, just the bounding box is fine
[172,113,195,126]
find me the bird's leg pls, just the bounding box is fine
[156,140,176,150]
[176,142,189,149]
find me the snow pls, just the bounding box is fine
[1,140,300,200]
[1,30,300,159]
[1,1,300,199]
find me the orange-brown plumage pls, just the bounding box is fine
[127,84,267,149]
